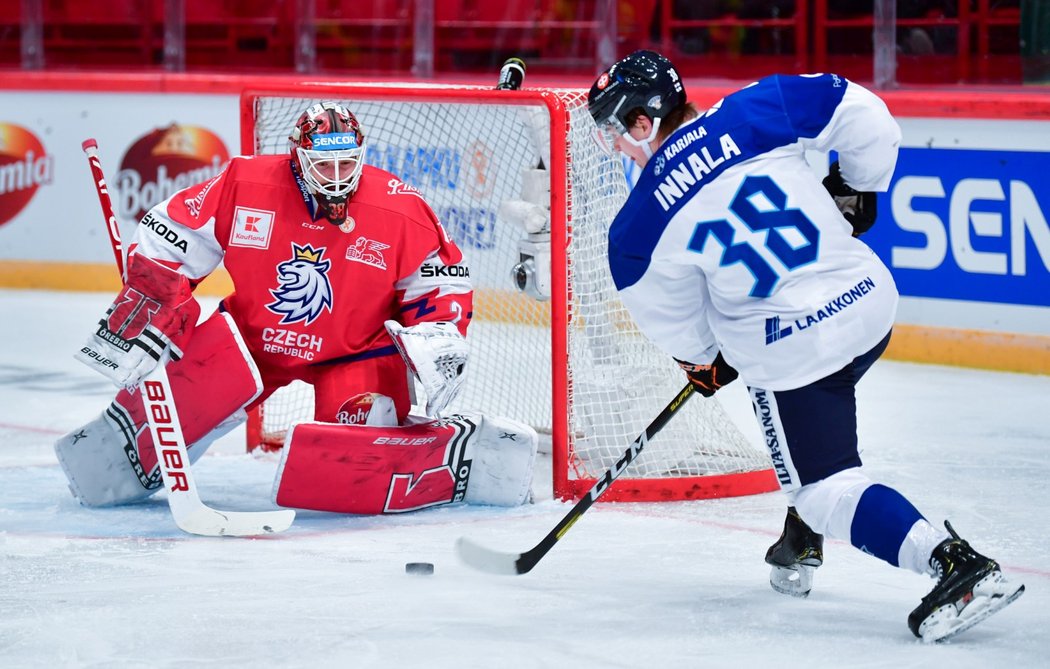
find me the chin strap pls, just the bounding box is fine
[620,116,662,159]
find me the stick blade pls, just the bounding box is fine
[455,536,525,575]
[173,507,296,537]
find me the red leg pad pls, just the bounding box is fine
[115,311,262,473]
[274,419,477,514]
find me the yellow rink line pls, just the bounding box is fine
[4,260,1047,375]
[886,324,1049,375]
[0,260,235,296]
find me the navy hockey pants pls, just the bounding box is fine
[748,329,892,489]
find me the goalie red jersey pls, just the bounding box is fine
[74,102,474,427]
[60,102,545,522]
[128,155,472,378]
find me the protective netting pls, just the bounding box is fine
[248,85,772,499]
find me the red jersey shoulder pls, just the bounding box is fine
[350,165,460,258]
[223,155,293,186]
[164,155,292,228]
[352,165,439,227]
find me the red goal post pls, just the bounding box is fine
[240,82,777,502]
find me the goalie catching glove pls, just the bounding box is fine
[75,254,200,388]
[675,351,738,398]
[822,161,878,236]
[385,320,468,417]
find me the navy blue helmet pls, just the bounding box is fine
[587,50,685,135]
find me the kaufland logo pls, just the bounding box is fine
[230,206,274,249]
[313,133,359,150]
[0,123,54,227]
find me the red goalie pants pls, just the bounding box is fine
[249,345,413,425]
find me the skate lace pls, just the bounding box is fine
[931,559,946,582]
[928,520,966,584]
[929,521,990,589]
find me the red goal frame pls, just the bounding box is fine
[239,83,777,503]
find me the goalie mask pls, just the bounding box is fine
[587,50,685,158]
[290,102,366,225]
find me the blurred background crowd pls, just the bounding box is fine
[1,0,1048,86]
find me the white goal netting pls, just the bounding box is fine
[247,84,773,500]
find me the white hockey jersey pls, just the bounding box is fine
[609,74,901,391]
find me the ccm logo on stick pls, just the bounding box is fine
[143,380,190,493]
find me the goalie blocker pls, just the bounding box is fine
[274,413,538,513]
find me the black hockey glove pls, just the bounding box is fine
[822,161,878,236]
[675,352,739,398]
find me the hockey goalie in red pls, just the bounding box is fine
[55,102,537,514]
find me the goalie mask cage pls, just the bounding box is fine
[241,83,777,503]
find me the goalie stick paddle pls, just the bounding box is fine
[455,383,696,575]
[82,138,295,537]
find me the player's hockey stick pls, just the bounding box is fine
[82,138,294,537]
[456,382,696,574]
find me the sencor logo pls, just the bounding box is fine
[0,123,53,227]
[870,147,1050,308]
[313,133,359,149]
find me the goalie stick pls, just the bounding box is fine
[455,383,696,575]
[82,138,295,537]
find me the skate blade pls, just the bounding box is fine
[770,564,814,598]
[919,572,1026,643]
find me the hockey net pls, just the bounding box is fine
[242,83,776,502]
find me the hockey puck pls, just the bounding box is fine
[405,562,434,575]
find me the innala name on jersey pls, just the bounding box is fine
[654,132,742,211]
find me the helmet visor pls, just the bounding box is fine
[592,115,627,157]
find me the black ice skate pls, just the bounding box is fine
[765,506,824,598]
[908,520,1025,643]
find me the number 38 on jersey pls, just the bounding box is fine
[688,175,820,298]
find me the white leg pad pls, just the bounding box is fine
[788,467,873,540]
[54,405,161,507]
[461,412,538,507]
[54,310,262,508]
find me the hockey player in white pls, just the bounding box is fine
[587,50,1024,642]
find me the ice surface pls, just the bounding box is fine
[1,289,1047,668]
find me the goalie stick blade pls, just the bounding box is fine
[171,504,296,537]
[455,536,533,575]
